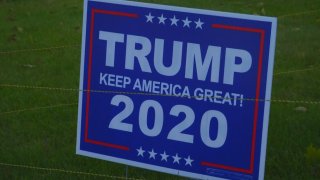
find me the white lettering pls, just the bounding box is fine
[99,73,131,88]
[224,48,252,85]
[99,31,253,85]
[125,35,152,73]
[185,43,221,83]
[154,39,183,76]
[99,31,124,67]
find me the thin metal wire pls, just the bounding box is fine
[278,9,320,18]
[0,103,78,115]
[0,44,79,55]
[0,84,319,104]
[0,8,318,55]
[0,162,144,180]
[273,66,319,76]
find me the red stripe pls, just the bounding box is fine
[201,162,251,174]
[84,8,130,151]
[206,24,266,174]
[86,139,129,151]
[85,8,95,141]
[212,24,264,33]
[93,8,138,18]
[250,30,265,172]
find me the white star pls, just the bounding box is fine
[194,18,204,29]
[184,155,194,166]
[145,12,154,23]
[136,146,145,157]
[182,17,191,28]
[170,15,179,26]
[148,149,157,159]
[172,153,181,164]
[158,14,167,24]
[160,151,169,162]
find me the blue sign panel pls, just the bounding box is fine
[76,0,277,179]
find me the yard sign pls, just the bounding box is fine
[76,0,277,179]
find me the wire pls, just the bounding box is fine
[0,44,79,55]
[278,9,320,18]
[0,103,78,115]
[0,162,144,180]
[274,66,319,76]
[0,84,319,105]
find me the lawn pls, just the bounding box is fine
[0,0,320,179]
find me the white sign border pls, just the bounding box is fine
[76,0,277,179]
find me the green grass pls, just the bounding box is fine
[1,0,320,179]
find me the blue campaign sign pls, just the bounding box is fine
[76,0,277,179]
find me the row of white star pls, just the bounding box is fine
[145,12,204,29]
[136,146,194,166]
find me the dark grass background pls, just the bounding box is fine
[0,0,320,179]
